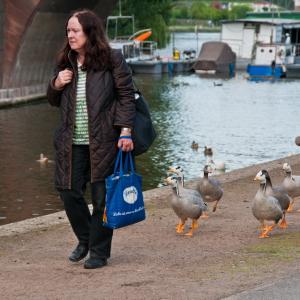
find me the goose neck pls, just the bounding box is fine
[259,183,267,193]
[286,172,292,178]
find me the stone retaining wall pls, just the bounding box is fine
[0,84,46,107]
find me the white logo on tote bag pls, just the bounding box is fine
[123,186,138,204]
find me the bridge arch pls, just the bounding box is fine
[0,0,117,89]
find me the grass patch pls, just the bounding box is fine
[245,232,300,260]
[189,232,300,280]
[226,232,300,275]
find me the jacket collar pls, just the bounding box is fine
[67,50,78,71]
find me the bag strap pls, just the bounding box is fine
[113,149,123,175]
[132,79,140,93]
[113,149,135,176]
[128,151,135,173]
[123,151,135,173]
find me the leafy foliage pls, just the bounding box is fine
[115,0,173,47]
[229,4,252,20]
[170,1,253,22]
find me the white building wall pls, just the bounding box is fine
[221,23,244,57]
[258,25,274,43]
[221,22,282,59]
[295,0,300,11]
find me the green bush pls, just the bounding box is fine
[117,0,172,48]
[150,14,170,48]
[171,6,189,19]
[229,5,253,20]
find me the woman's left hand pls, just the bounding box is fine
[118,136,134,152]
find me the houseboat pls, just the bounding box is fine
[221,15,300,78]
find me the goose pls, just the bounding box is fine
[213,81,223,87]
[206,158,226,172]
[168,165,214,218]
[197,165,223,217]
[281,163,300,212]
[168,165,184,186]
[165,175,207,237]
[253,171,283,238]
[36,153,48,163]
[204,146,213,156]
[255,170,291,229]
[191,141,199,150]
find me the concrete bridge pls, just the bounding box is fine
[0,0,117,106]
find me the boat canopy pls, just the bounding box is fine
[193,41,236,73]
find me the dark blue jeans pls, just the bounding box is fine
[60,145,113,259]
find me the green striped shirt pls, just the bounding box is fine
[73,65,89,145]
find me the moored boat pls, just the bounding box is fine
[246,43,288,81]
[192,41,236,76]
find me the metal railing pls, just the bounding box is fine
[122,40,157,60]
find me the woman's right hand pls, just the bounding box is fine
[54,69,73,89]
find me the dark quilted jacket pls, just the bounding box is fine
[47,49,135,190]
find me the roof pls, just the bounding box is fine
[222,18,300,28]
[247,11,300,20]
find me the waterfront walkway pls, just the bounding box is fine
[1,155,300,299]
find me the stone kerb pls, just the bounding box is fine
[1,153,299,239]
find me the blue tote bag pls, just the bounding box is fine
[103,149,146,229]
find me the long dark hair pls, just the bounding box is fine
[57,9,112,71]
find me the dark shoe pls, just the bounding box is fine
[69,244,89,262]
[84,257,107,269]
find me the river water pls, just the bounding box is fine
[1,32,300,225]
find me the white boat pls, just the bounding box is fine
[106,14,196,74]
[106,15,157,62]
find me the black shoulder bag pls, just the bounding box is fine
[132,87,157,156]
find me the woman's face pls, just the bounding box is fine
[67,16,87,54]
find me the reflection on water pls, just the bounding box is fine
[1,32,300,225]
[0,102,62,224]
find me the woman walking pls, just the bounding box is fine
[47,9,135,269]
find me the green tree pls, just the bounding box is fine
[119,0,173,48]
[189,2,229,22]
[171,6,189,19]
[190,2,211,20]
[229,4,252,20]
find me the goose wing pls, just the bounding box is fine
[198,178,223,202]
[270,186,291,211]
[179,188,204,219]
[252,193,282,221]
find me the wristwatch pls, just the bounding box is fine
[121,127,132,133]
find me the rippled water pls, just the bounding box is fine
[1,32,300,225]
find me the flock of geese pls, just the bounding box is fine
[165,149,300,238]
[37,141,300,239]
